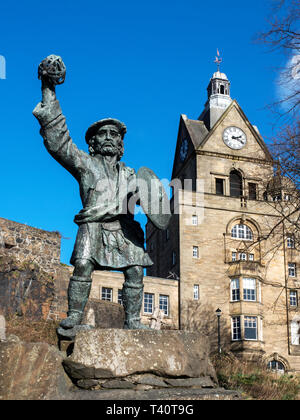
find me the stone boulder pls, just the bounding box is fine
[63,329,217,383]
[82,299,125,329]
[0,335,73,400]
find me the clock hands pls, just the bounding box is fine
[232,135,245,144]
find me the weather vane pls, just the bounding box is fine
[214,49,222,72]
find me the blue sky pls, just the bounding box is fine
[0,0,287,264]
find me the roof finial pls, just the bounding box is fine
[214,49,222,72]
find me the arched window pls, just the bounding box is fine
[267,360,285,374]
[220,85,225,94]
[230,170,243,197]
[231,224,253,240]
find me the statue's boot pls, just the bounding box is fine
[59,276,92,330]
[122,281,150,330]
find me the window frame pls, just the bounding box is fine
[288,263,297,278]
[267,360,285,374]
[231,224,253,240]
[230,278,240,302]
[231,316,242,341]
[192,246,199,259]
[244,316,258,340]
[243,278,257,302]
[287,236,295,249]
[290,290,298,307]
[101,287,113,302]
[215,178,225,196]
[248,182,257,200]
[118,289,123,305]
[159,294,169,316]
[230,170,243,198]
[144,292,154,314]
[193,284,199,300]
[192,215,198,226]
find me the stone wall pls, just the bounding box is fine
[0,217,61,275]
[0,218,68,320]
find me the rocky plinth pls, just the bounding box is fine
[63,329,218,388]
[0,331,241,400]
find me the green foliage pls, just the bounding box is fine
[212,352,300,400]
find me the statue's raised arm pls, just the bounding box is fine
[33,55,88,181]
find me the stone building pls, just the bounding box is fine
[146,69,300,373]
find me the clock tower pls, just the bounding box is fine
[199,70,232,130]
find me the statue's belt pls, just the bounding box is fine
[101,220,121,231]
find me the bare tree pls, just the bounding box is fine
[256,0,300,249]
[258,0,300,117]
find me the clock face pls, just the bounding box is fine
[223,126,247,150]
[180,138,188,162]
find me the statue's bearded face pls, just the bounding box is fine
[91,125,124,159]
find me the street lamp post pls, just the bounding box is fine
[216,308,222,354]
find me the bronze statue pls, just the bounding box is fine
[33,55,170,338]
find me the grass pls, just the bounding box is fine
[212,352,300,400]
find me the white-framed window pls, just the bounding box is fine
[159,295,169,316]
[230,278,240,301]
[101,287,113,302]
[287,236,295,249]
[232,316,260,341]
[232,316,242,341]
[243,278,256,301]
[231,224,253,240]
[192,246,199,258]
[290,290,298,307]
[192,215,198,226]
[244,316,258,340]
[232,252,254,262]
[194,284,199,300]
[288,263,297,277]
[118,289,123,305]
[144,292,154,314]
[267,360,285,374]
[239,252,247,261]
